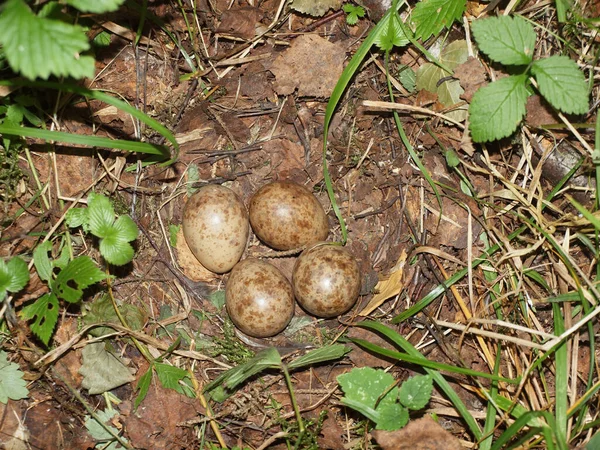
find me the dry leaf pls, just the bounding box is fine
[359,249,406,316]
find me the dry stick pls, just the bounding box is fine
[34,322,231,369]
[360,99,466,129]
[190,373,227,449]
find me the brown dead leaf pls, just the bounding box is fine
[270,34,346,98]
[454,57,487,103]
[216,7,262,40]
[263,138,305,178]
[359,249,406,316]
[372,417,464,450]
[525,95,560,127]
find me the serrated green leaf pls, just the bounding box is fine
[87,194,116,237]
[471,16,536,66]
[287,344,351,371]
[21,293,59,345]
[33,241,53,283]
[99,236,135,266]
[0,350,29,403]
[0,0,95,80]
[412,0,466,40]
[79,342,135,395]
[134,368,152,410]
[154,363,195,397]
[531,55,588,114]
[52,256,107,303]
[84,294,147,337]
[376,402,409,430]
[343,3,365,25]
[337,367,397,408]
[54,245,70,270]
[65,207,88,228]
[374,13,409,51]
[399,374,433,410]
[0,257,29,300]
[66,0,126,13]
[469,75,528,142]
[112,215,138,242]
[84,408,120,441]
[208,290,226,309]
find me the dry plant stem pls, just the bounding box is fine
[434,320,547,349]
[190,373,227,448]
[256,432,290,450]
[33,322,231,369]
[361,99,466,129]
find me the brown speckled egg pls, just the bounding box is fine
[226,258,295,337]
[182,185,249,274]
[292,243,361,318]
[249,181,329,250]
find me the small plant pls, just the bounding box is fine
[469,15,589,142]
[337,367,433,430]
[21,193,139,345]
[0,256,29,303]
[343,4,365,25]
[0,349,29,403]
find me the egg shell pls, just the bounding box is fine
[292,243,361,318]
[182,185,249,274]
[249,181,329,250]
[226,258,295,337]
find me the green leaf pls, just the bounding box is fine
[33,241,53,283]
[208,290,226,309]
[338,367,404,430]
[398,374,433,410]
[471,16,536,66]
[416,40,469,122]
[374,13,409,52]
[531,56,588,114]
[134,368,152,409]
[169,224,180,247]
[79,342,135,395]
[155,363,195,397]
[87,193,116,237]
[290,0,342,17]
[0,256,29,301]
[84,294,147,337]
[0,0,95,80]
[86,194,138,266]
[84,408,127,450]
[343,3,365,25]
[469,75,528,142]
[376,402,409,430]
[398,66,416,93]
[65,207,89,229]
[0,350,29,403]
[66,0,126,13]
[20,293,59,345]
[204,348,282,398]
[287,344,351,371]
[52,256,107,303]
[412,0,466,40]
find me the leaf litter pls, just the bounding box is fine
[1,0,598,448]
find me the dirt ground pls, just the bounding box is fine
[1,0,598,449]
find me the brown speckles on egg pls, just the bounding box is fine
[182,185,249,274]
[226,258,295,337]
[292,243,361,318]
[249,181,329,250]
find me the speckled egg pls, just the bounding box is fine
[182,185,249,274]
[226,258,295,337]
[249,181,329,251]
[292,243,361,318]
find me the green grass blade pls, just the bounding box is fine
[354,320,484,439]
[0,124,168,155]
[552,302,568,444]
[322,5,405,243]
[0,79,177,161]
[479,345,501,450]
